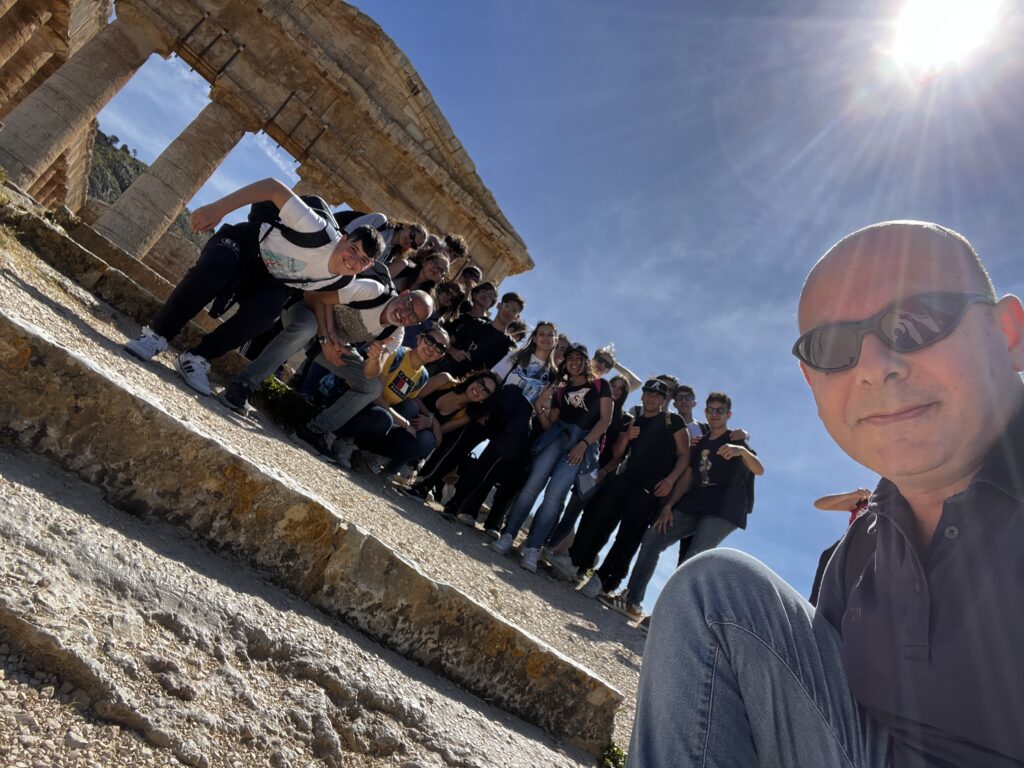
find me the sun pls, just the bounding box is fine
[892,0,1002,72]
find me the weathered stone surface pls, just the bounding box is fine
[0,309,622,754]
[0,445,590,767]
[0,202,244,379]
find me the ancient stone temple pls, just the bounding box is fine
[0,0,532,281]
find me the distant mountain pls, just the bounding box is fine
[88,128,208,251]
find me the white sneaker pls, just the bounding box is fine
[332,437,355,470]
[546,551,578,581]
[578,572,604,599]
[520,547,540,573]
[456,512,477,526]
[124,326,167,361]
[490,533,514,555]
[175,351,212,395]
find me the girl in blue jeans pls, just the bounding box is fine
[490,343,612,573]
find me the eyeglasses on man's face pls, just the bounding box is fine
[792,291,996,373]
[705,406,728,416]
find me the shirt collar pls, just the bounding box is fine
[972,398,1024,504]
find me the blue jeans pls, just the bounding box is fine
[625,508,737,605]
[503,430,582,549]
[340,400,436,473]
[628,550,891,768]
[236,301,317,389]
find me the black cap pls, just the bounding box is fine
[564,342,589,359]
[641,379,670,398]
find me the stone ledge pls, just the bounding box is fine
[0,199,246,381]
[0,310,622,755]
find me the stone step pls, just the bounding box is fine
[0,204,623,755]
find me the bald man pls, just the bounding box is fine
[628,222,1024,768]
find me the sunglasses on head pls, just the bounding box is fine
[792,291,995,373]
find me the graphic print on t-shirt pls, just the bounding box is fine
[388,371,415,399]
[699,449,713,486]
[565,386,589,411]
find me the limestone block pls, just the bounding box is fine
[0,2,52,70]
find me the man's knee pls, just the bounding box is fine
[656,549,778,617]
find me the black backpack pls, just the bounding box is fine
[247,194,339,249]
[332,209,391,236]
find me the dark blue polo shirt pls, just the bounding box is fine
[818,403,1024,768]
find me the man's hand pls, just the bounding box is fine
[690,433,703,448]
[567,441,588,466]
[321,339,347,367]
[653,506,674,534]
[190,203,225,233]
[627,424,641,441]
[448,348,470,362]
[718,443,750,460]
[729,429,750,442]
[366,338,389,362]
[653,477,674,498]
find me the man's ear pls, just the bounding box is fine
[799,360,812,387]
[994,295,1024,372]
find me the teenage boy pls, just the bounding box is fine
[439,291,523,377]
[124,177,382,395]
[548,380,689,596]
[331,325,449,471]
[616,392,763,619]
[293,288,433,454]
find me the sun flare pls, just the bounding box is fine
[892,0,1001,72]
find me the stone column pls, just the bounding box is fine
[0,1,52,70]
[93,98,252,258]
[0,12,167,190]
[0,27,59,109]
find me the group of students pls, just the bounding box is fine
[121,176,763,624]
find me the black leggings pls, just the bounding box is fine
[151,229,289,360]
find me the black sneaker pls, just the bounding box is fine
[399,483,429,502]
[219,380,254,413]
[294,423,332,458]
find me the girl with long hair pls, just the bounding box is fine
[491,343,612,572]
[445,322,559,532]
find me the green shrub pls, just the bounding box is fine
[599,741,626,768]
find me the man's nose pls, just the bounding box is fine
[856,332,910,385]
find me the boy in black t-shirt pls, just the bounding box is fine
[609,392,765,619]
[548,380,689,593]
[435,291,522,377]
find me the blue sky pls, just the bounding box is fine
[97,0,1024,609]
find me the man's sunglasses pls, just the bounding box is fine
[705,406,728,416]
[594,356,614,369]
[421,334,447,353]
[792,291,995,373]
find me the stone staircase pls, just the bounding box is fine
[0,188,629,762]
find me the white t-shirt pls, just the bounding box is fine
[492,351,552,404]
[259,197,342,289]
[332,278,404,352]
